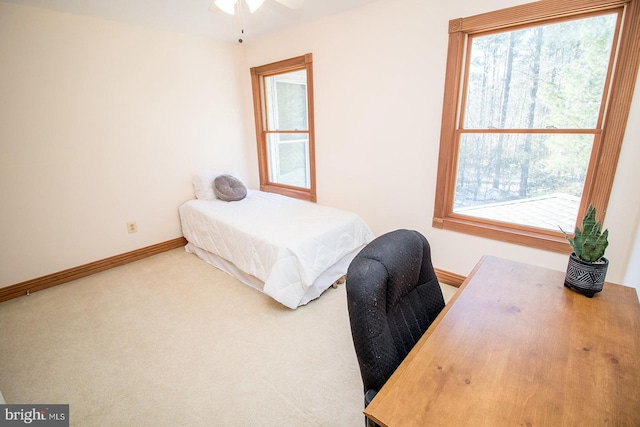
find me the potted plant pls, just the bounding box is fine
[560,205,609,298]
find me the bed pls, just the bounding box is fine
[179,171,374,309]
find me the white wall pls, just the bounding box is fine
[624,222,640,291]
[0,3,257,287]
[244,0,640,285]
[621,95,640,292]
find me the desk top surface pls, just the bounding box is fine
[364,256,640,427]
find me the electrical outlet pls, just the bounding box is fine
[127,222,137,234]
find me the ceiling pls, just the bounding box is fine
[1,0,379,43]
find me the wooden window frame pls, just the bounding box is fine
[250,53,317,202]
[432,0,640,253]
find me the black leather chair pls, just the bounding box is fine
[346,229,445,426]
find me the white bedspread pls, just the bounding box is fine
[179,190,374,308]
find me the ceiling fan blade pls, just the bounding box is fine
[273,0,304,10]
[212,0,238,15]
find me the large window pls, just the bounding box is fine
[433,0,640,253]
[250,54,316,202]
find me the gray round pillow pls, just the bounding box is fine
[213,174,247,201]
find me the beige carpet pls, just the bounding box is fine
[0,248,457,426]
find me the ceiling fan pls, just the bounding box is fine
[211,0,304,15]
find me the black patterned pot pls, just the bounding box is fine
[564,252,609,298]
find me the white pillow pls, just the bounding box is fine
[193,169,242,200]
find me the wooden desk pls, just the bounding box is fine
[364,256,640,426]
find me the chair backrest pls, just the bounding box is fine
[346,229,445,394]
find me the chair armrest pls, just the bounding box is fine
[364,389,378,407]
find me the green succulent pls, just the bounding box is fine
[560,205,609,263]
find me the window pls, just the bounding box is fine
[433,0,640,253]
[250,54,316,202]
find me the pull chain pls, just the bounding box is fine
[238,1,245,43]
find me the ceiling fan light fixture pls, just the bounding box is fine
[245,0,266,13]
[211,0,303,16]
[213,0,237,15]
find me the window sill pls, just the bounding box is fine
[432,215,571,254]
[261,184,316,203]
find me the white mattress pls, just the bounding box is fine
[179,190,374,309]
